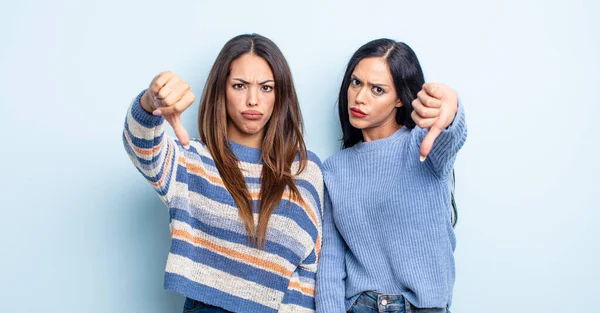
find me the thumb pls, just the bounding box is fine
[419,123,443,162]
[166,114,190,148]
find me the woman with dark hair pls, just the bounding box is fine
[123,34,324,313]
[316,39,467,313]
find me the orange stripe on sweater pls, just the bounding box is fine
[315,234,321,260]
[288,281,315,297]
[150,142,173,188]
[133,144,162,155]
[124,128,173,189]
[124,129,164,156]
[172,228,293,277]
[123,127,163,156]
[178,156,223,185]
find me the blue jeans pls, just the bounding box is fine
[348,291,450,313]
[183,298,232,313]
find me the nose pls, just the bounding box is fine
[355,86,367,105]
[248,86,258,107]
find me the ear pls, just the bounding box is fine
[395,98,403,108]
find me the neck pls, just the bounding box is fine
[227,125,264,148]
[362,119,402,142]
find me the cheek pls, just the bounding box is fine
[225,101,234,120]
[225,92,245,113]
[347,88,355,102]
[262,94,276,118]
[374,95,396,111]
[225,97,235,117]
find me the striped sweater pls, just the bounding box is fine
[122,91,324,313]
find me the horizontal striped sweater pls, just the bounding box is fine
[122,91,324,313]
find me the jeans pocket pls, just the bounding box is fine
[183,298,201,312]
[347,301,377,313]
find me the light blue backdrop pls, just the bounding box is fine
[1,0,598,312]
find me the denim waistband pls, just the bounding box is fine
[354,291,447,313]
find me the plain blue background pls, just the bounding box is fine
[1,0,598,312]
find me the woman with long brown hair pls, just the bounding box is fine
[123,34,324,313]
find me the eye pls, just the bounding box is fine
[372,86,384,95]
[232,83,245,89]
[350,78,361,87]
[261,85,273,92]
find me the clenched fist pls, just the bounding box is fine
[140,72,196,148]
[411,83,459,161]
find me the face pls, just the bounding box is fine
[347,57,402,131]
[225,53,275,144]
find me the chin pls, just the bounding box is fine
[242,124,265,135]
[349,118,368,130]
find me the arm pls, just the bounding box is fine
[412,102,467,178]
[411,83,467,178]
[316,188,348,313]
[122,71,196,204]
[279,249,319,313]
[122,89,182,204]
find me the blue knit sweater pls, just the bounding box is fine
[316,105,467,311]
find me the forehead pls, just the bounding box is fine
[229,53,273,79]
[353,57,392,82]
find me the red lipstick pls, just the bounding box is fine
[350,108,367,118]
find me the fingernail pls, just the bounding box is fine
[184,144,190,150]
[152,109,162,116]
[420,155,426,162]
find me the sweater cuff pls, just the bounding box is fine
[427,101,466,159]
[130,89,165,127]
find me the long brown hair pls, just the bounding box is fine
[198,34,307,248]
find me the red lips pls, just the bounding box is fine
[350,107,367,118]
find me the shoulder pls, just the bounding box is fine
[306,150,324,171]
[183,139,217,166]
[293,149,324,182]
[323,148,352,174]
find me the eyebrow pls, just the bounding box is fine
[351,75,390,88]
[233,78,274,85]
